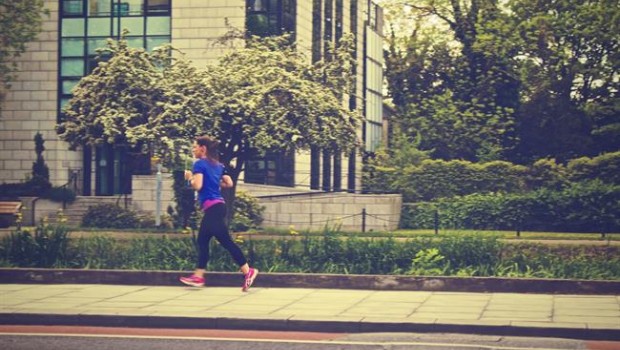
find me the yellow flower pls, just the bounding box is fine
[234,235,244,244]
[288,225,299,236]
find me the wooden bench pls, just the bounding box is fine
[0,201,22,228]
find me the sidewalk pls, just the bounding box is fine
[0,282,618,340]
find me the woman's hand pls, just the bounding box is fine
[184,170,192,181]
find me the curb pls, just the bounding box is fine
[1,268,619,294]
[1,313,618,341]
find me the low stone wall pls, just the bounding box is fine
[257,192,402,232]
[20,196,124,226]
[131,174,175,214]
[92,176,403,232]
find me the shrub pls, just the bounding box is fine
[231,191,265,232]
[566,151,620,184]
[401,180,620,233]
[392,159,528,201]
[31,132,51,192]
[171,170,197,229]
[0,219,69,267]
[525,158,568,190]
[43,186,76,204]
[81,203,142,229]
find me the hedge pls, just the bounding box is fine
[396,159,528,202]
[401,180,620,233]
[367,151,620,202]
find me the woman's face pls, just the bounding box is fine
[192,141,207,159]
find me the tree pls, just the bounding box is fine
[383,0,519,161]
[382,0,618,163]
[57,35,360,216]
[31,132,50,191]
[503,0,620,162]
[0,0,47,112]
[198,35,359,189]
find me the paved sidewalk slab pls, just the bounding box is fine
[0,283,618,340]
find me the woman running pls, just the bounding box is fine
[180,135,258,291]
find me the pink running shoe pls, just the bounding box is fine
[180,275,205,287]
[242,268,258,292]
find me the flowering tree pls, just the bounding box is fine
[57,34,359,214]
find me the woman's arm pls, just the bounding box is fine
[185,170,203,191]
[220,175,233,188]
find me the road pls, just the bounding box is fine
[1,326,619,350]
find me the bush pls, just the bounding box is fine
[43,186,76,204]
[392,159,528,201]
[171,170,197,229]
[401,180,620,233]
[81,203,143,229]
[566,151,620,184]
[231,191,265,232]
[1,223,618,280]
[0,220,69,267]
[365,152,620,203]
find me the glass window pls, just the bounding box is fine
[126,36,144,48]
[121,17,144,35]
[63,0,84,16]
[112,2,130,16]
[88,17,111,36]
[89,0,112,16]
[110,0,144,16]
[125,0,145,16]
[61,58,85,77]
[247,12,270,36]
[146,0,170,15]
[60,98,72,110]
[62,18,85,36]
[86,56,100,73]
[247,0,296,37]
[87,37,108,54]
[146,16,170,35]
[146,36,170,51]
[61,38,85,57]
[62,79,80,94]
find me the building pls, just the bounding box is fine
[0,0,384,198]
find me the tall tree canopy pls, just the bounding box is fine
[503,0,620,162]
[384,0,519,162]
[382,0,618,163]
[0,0,47,112]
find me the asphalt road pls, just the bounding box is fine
[1,326,619,350]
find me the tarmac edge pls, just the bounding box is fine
[0,313,618,341]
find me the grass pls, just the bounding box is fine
[4,225,617,242]
[250,227,619,241]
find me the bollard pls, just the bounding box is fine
[362,208,366,233]
[155,163,162,227]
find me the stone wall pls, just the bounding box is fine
[129,176,402,232]
[0,0,82,187]
[131,174,175,214]
[171,0,245,67]
[258,192,402,232]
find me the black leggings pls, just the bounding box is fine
[196,203,247,269]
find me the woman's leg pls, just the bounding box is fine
[193,210,214,278]
[207,204,248,268]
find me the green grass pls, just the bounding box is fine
[7,225,617,242]
[251,227,619,241]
